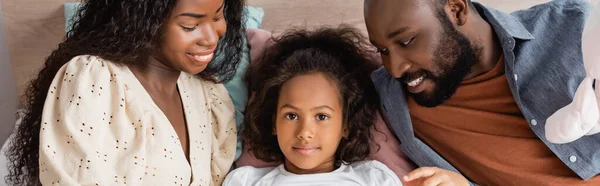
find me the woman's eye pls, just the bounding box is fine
[181,25,197,31]
[315,114,329,121]
[285,113,299,120]
[213,14,224,22]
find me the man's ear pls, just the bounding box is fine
[445,0,470,26]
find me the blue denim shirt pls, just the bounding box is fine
[372,0,599,184]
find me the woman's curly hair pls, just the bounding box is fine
[243,25,380,164]
[4,0,245,185]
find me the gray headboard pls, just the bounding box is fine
[0,2,17,147]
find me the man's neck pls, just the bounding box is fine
[463,12,503,80]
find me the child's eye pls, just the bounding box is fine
[285,113,299,120]
[315,114,329,121]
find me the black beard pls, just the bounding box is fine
[406,11,481,108]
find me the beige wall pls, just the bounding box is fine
[2,0,76,100]
[1,0,597,99]
[0,0,16,146]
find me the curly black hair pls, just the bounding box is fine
[243,25,380,164]
[4,0,245,185]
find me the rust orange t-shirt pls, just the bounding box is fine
[408,56,600,185]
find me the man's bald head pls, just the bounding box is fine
[364,0,475,16]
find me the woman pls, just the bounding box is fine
[5,0,244,185]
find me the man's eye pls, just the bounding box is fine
[400,37,413,47]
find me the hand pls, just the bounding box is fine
[403,167,469,186]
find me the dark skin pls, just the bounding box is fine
[129,0,226,162]
[364,0,503,185]
[365,0,501,85]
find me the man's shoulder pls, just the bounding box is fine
[510,0,592,25]
[371,67,402,96]
[371,67,393,87]
[505,0,592,67]
[512,0,592,14]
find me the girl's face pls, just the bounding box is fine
[155,0,226,74]
[275,73,347,174]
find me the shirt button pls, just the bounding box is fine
[531,119,538,126]
[514,74,518,81]
[569,155,577,162]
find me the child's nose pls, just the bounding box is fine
[296,119,315,140]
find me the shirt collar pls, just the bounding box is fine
[473,2,535,41]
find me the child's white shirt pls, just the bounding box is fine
[223,160,402,186]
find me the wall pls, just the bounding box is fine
[2,0,75,101]
[0,0,16,148]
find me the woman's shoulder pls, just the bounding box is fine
[53,55,136,89]
[58,55,128,81]
[64,55,121,68]
[46,55,132,111]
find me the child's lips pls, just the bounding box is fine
[292,146,320,155]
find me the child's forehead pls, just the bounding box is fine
[281,73,339,93]
[278,73,343,110]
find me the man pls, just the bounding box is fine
[364,0,600,185]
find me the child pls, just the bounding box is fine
[5,0,244,185]
[223,26,402,186]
